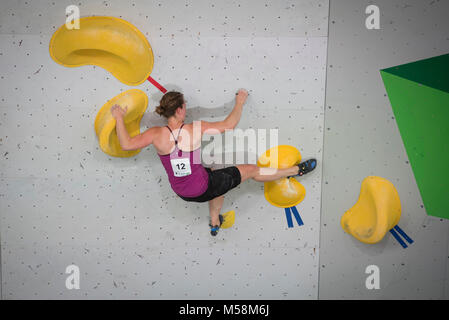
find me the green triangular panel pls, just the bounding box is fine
[382,53,449,93]
[381,54,449,219]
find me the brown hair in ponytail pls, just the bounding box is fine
[155,91,185,118]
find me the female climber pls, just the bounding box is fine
[111,89,317,236]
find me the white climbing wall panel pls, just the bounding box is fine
[319,0,449,299]
[0,0,328,298]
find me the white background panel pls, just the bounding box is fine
[0,0,328,298]
[320,0,449,299]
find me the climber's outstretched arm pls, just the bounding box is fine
[200,89,248,134]
[122,126,158,151]
[111,103,158,151]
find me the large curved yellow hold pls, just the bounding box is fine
[49,16,154,86]
[257,145,305,208]
[95,89,148,157]
[341,176,401,244]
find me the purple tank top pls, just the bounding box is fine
[158,124,209,197]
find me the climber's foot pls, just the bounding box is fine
[209,214,224,236]
[289,158,317,178]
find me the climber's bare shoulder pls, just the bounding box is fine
[126,123,197,153]
[153,123,194,154]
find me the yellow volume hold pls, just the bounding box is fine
[257,145,305,208]
[95,89,148,157]
[220,210,235,229]
[49,16,154,86]
[341,176,401,244]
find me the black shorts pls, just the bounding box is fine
[178,166,242,202]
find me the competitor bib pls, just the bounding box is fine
[170,157,192,177]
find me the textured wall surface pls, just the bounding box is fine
[320,0,449,299]
[1,0,448,300]
[0,0,328,299]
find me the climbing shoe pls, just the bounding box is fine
[289,158,317,178]
[209,214,224,236]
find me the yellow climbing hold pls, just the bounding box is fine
[341,176,401,244]
[257,145,306,208]
[257,145,301,169]
[220,210,235,229]
[94,89,148,157]
[49,16,154,86]
[263,178,306,208]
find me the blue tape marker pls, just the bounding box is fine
[284,207,294,228]
[394,225,414,244]
[290,206,304,226]
[390,229,407,248]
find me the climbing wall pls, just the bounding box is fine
[0,0,328,298]
[320,0,449,299]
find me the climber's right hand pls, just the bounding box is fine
[235,89,248,106]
